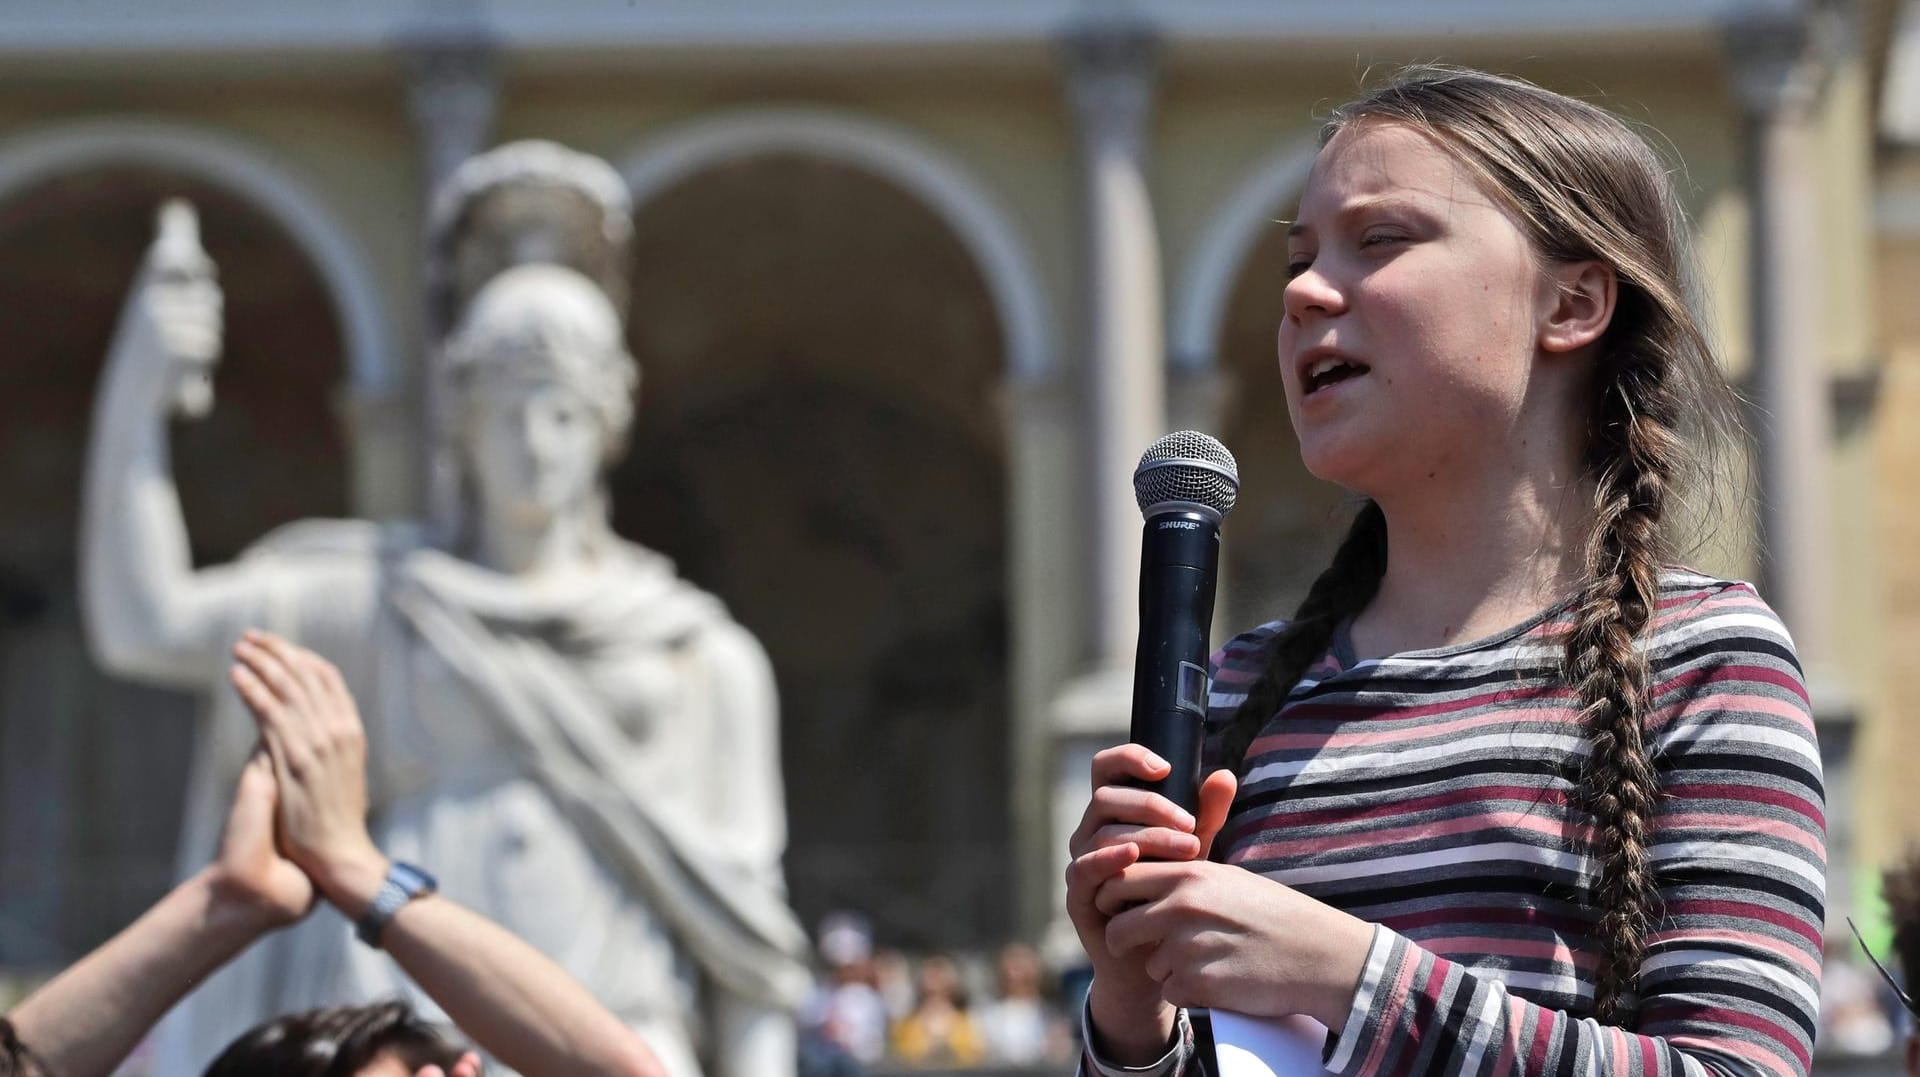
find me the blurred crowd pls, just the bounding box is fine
[798,913,1076,1074]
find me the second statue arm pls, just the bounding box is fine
[80,200,268,686]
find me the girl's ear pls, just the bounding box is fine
[1539,260,1617,355]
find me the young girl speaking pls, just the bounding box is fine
[1067,68,1824,1077]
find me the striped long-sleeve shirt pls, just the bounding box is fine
[1081,572,1825,1077]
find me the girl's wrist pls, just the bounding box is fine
[1087,975,1178,1064]
[1298,911,1376,1032]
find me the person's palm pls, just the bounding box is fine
[213,753,315,925]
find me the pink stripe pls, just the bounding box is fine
[1488,995,1522,1077]
[1384,905,1590,935]
[1258,705,1577,750]
[1670,1024,1803,1077]
[1416,935,1595,969]
[1359,953,1420,1077]
[1644,926,1823,978]
[1609,1025,1631,1077]
[1656,812,1822,856]
[1526,1006,1554,1074]
[1277,685,1575,727]
[1238,810,1591,860]
[1665,897,1822,949]
[1276,785,1573,829]
[1662,783,1824,828]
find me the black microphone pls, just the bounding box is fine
[1129,431,1240,816]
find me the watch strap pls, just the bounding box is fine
[354,861,437,948]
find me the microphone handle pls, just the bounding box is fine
[1129,509,1221,817]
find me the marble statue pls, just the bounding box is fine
[79,147,809,1077]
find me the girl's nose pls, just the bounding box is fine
[1283,261,1346,324]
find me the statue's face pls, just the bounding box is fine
[463,371,604,527]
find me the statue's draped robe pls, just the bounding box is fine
[151,520,810,1076]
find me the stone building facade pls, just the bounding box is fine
[0,0,1895,974]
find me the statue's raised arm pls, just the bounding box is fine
[81,200,261,684]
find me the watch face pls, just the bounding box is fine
[392,862,438,895]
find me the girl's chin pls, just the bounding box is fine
[1296,437,1383,490]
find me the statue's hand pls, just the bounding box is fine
[132,199,224,418]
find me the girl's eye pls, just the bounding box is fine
[1285,256,1314,279]
[1359,230,1406,249]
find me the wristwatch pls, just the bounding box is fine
[354,861,438,948]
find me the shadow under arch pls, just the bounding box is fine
[0,118,396,396]
[0,154,353,963]
[610,143,1014,948]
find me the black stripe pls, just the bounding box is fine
[1652,975,1816,1041]
[1655,750,1821,789]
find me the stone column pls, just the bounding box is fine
[385,7,499,516]
[1728,12,1836,669]
[402,10,499,210]
[1726,9,1855,931]
[1043,17,1168,962]
[1062,19,1166,669]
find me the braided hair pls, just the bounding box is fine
[1217,67,1740,1023]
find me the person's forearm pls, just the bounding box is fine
[388,898,662,1077]
[8,869,277,1077]
[324,856,662,1077]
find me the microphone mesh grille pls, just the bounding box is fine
[1133,431,1239,517]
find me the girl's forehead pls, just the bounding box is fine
[1297,122,1500,224]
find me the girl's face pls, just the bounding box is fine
[464,371,604,527]
[1279,120,1561,497]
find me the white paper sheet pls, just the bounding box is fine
[1207,1010,1331,1077]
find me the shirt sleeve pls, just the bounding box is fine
[1078,995,1196,1077]
[1320,596,1826,1077]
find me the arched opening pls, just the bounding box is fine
[611,153,1011,947]
[0,167,347,964]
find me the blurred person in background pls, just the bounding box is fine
[1820,933,1896,1056]
[1878,847,1920,1075]
[805,912,887,1069]
[871,947,915,1027]
[889,955,984,1069]
[0,630,662,1077]
[975,942,1069,1065]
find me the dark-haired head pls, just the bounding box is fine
[0,1020,49,1077]
[1220,65,1743,1024]
[203,1001,467,1077]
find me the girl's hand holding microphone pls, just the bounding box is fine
[1063,744,1236,1063]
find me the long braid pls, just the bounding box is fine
[1567,354,1685,1022]
[1216,501,1388,778]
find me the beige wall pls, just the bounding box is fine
[0,30,1894,943]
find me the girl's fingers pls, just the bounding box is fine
[1105,889,1183,957]
[1065,842,1140,903]
[1194,768,1239,859]
[1090,744,1173,787]
[1092,861,1190,913]
[1070,786,1196,855]
[1086,823,1202,862]
[1091,858,1208,918]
